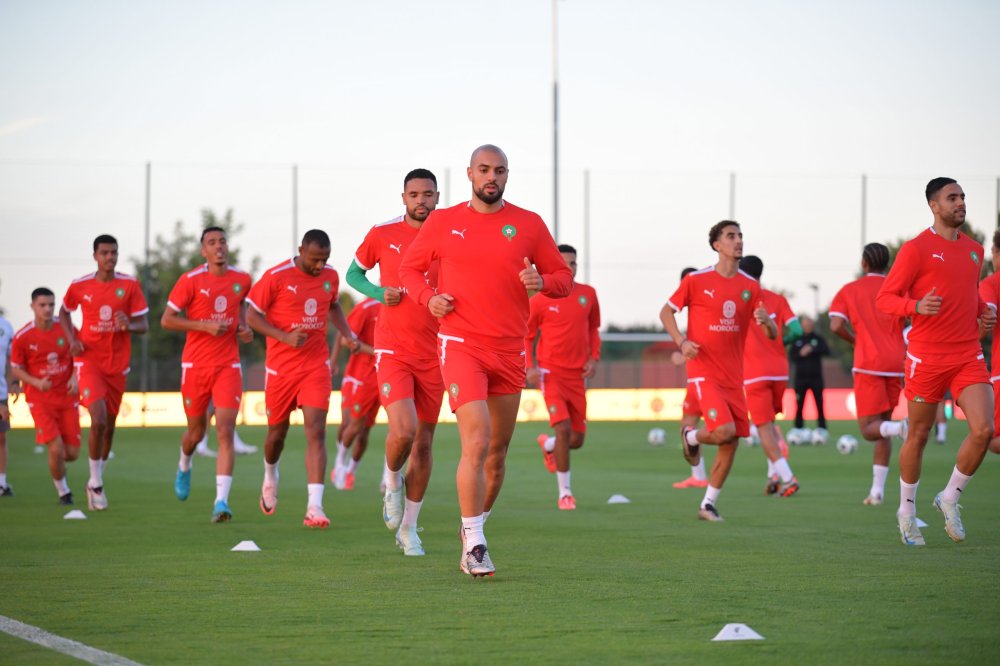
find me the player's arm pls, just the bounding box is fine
[347,260,397,305]
[117,309,149,335]
[344,335,374,356]
[660,302,698,359]
[399,225,450,316]
[783,317,803,345]
[828,314,855,345]
[877,244,937,316]
[524,305,541,386]
[161,305,230,336]
[237,302,253,343]
[10,364,51,392]
[584,292,602,379]
[59,305,84,355]
[531,232,574,298]
[327,303,359,352]
[246,307,306,348]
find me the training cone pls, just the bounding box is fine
[231,540,261,552]
[712,623,765,641]
[607,494,631,504]
[63,510,87,520]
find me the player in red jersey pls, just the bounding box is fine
[671,267,710,489]
[161,226,254,523]
[399,145,573,576]
[59,234,148,511]
[10,288,80,504]
[330,297,380,492]
[347,169,444,557]
[526,244,601,510]
[977,228,1000,455]
[738,255,801,498]
[660,221,774,522]
[247,230,357,529]
[830,243,909,506]
[876,177,995,546]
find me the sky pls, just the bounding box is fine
[2,0,999,331]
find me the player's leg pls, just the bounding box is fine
[673,409,708,488]
[456,398,492,557]
[332,400,352,488]
[0,428,9,496]
[858,412,892,505]
[381,398,417,529]
[211,406,238,522]
[989,380,1000,455]
[482,392,521,514]
[394,419,436,556]
[812,380,828,431]
[793,382,807,429]
[301,404,331,528]
[259,419,289,515]
[84,398,110,510]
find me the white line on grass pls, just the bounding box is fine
[0,614,145,666]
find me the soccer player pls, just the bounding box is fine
[876,177,995,546]
[671,267,709,490]
[246,229,357,529]
[10,288,81,504]
[526,244,601,510]
[161,226,253,523]
[398,145,573,576]
[0,312,14,497]
[829,242,908,506]
[660,221,774,521]
[347,169,444,557]
[978,229,1000,455]
[738,255,801,498]
[60,234,149,511]
[330,297,381,491]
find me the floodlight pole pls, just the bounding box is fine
[583,168,591,283]
[292,164,299,251]
[141,161,151,395]
[728,172,736,219]
[861,173,868,252]
[552,0,560,242]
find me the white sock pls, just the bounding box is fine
[774,457,794,484]
[461,514,486,549]
[544,436,556,453]
[941,466,972,503]
[384,458,402,491]
[215,475,232,503]
[234,431,247,447]
[691,459,707,481]
[898,479,918,517]
[264,461,279,483]
[556,470,572,497]
[936,423,947,442]
[307,483,324,509]
[685,428,700,446]
[871,465,889,497]
[196,433,209,449]
[701,484,721,509]
[88,458,103,488]
[880,421,902,438]
[0,473,6,486]
[483,510,491,523]
[53,477,69,495]
[335,442,348,468]
[401,498,423,529]
[766,458,775,478]
[179,448,192,473]
[346,457,358,474]
[749,424,759,439]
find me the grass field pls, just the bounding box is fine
[2,420,999,665]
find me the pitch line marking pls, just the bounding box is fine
[0,614,145,666]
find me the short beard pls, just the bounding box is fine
[474,185,504,205]
[408,206,430,222]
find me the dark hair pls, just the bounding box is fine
[93,234,117,251]
[680,266,697,280]
[404,168,437,188]
[201,226,226,243]
[925,177,957,202]
[301,229,331,249]
[993,229,1000,251]
[708,220,740,249]
[557,244,577,255]
[862,242,890,272]
[739,255,763,280]
[31,287,55,300]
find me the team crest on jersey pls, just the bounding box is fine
[449,383,460,397]
[352,404,361,413]
[501,225,517,242]
[99,305,113,321]
[304,298,318,316]
[83,388,91,398]
[971,251,980,265]
[184,398,192,407]
[57,337,65,347]
[381,382,391,397]
[323,280,331,292]
[548,405,557,414]
[740,289,751,302]
[707,407,718,421]
[723,300,737,318]
[914,396,925,403]
[214,296,227,313]
[233,283,242,293]
[578,295,588,306]
[115,287,125,299]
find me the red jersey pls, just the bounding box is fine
[11,319,76,407]
[525,282,601,372]
[978,271,1000,378]
[743,289,795,383]
[876,227,987,356]
[247,258,339,372]
[343,297,380,381]
[166,264,252,366]
[62,272,149,375]
[398,201,574,352]
[354,216,439,358]
[667,266,762,389]
[830,273,906,376]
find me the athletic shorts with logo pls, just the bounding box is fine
[903,349,989,404]
[438,335,524,412]
[374,350,444,424]
[744,379,786,426]
[341,374,380,427]
[76,361,127,417]
[853,372,902,418]
[682,383,702,418]
[181,363,243,416]
[539,367,587,432]
[264,362,331,426]
[690,379,750,437]
[28,401,81,446]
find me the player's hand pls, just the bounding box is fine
[980,306,997,330]
[753,302,769,325]
[37,377,53,392]
[68,374,79,395]
[283,327,308,348]
[670,350,686,366]
[582,359,598,379]
[69,339,84,356]
[680,339,700,360]
[428,293,455,318]
[237,324,254,343]
[519,258,544,292]
[526,367,541,387]
[203,319,230,336]
[916,287,942,316]
[344,335,361,354]
[10,380,22,403]
[0,404,8,422]
[114,311,129,331]
[384,287,402,306]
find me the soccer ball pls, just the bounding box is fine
[836,434,859,454]
[647,427,666,446]
[811,427,829,446]
[787,428,811,446]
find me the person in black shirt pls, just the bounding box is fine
[790,316,829,433]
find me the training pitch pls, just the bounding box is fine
[2,421,998,664]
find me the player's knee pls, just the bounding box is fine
[64,445,80,462]
[569,432,585,449]
[712,423,737,443]
[968,421,993,445]
[214,422,235,442]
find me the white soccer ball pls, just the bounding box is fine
[787,428,811,446]
[836,434,859,455]
[647,427,666,446]
[811,427,829,446]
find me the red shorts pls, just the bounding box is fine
[539,367,587,432]
[438,334,525,411]
[28,401,81,446]
[77,362,127,417]
[264,362,331,426]
[682,383,702,418]
[744,379,786,425]
[904,349,989,404]
[991,379,1000,438]
[690,379,750,437]
[181,363,243,416]
[341,374,381,428]
[374,350,444,424]
[853,372,902,418]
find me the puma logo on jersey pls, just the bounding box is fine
[199,289,211,297]
[29,344,38,351]
[932,252,945,262]
[389,243,403,254]
[286,285,298,294]
[451,229,466,239]
[83,294,93,303]
[548,305,560,313]
[703,289,715,299]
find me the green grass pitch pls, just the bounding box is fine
[1,421,998,664]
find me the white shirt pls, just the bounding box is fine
[0,316,13,399]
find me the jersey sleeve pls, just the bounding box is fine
[246,271,274,314]
[979,275,998,311]
[166,276,193,313]
[667,276,691,312]
[239,273,252,302]
[326,270,340,306]
[589,290,602,360]
[62,282,80,312]
[829,286,851,322]
[398,221,440,307]
[532,221,573,298]
[345,302,365,335]
[354,227,381,271]
[776,295,795,326]
[10,334,25,369]
[877,242,920,317]
[129,281,150,317]
[524,297,542,367]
